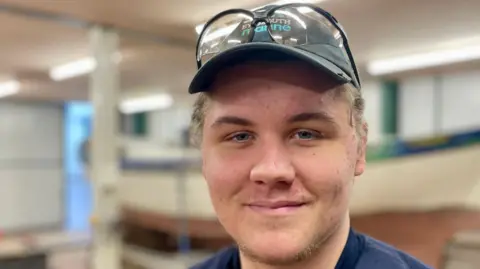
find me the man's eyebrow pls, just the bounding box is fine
[211,116,255,128]
[287,112,339,127]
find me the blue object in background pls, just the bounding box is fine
[64,101,93,231]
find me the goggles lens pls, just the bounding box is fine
[197,6,352,77]
[271,6,350,64]
[197,12,253,63]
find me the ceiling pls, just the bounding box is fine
[0,0,480,103]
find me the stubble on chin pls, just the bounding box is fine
[236,212,347,268]
[236,228,327,267]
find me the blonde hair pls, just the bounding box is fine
[189,84,366,147]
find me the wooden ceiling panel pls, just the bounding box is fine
[0,13,88,74]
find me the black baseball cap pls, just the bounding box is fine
[188,4,360,94]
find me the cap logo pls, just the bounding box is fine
[240,18,293,37]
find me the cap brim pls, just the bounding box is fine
[188,42,352,94]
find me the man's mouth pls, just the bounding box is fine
[247,200,307,214]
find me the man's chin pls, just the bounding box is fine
[238,236,314,266]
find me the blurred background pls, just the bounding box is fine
[0,0,479,268]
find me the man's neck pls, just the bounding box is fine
[240,217,351,269]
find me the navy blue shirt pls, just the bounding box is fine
[190,229,433,269]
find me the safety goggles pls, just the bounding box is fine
[195,3,361,89]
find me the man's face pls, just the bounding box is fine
[201,61,366,265]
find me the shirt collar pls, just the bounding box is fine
[335,228,365,269]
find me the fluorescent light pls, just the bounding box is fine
[119,93,174,114]
[49,53,122,81]
[367,45,480,76]
[195,14,251,37]
[0,80,20,98]
[49,57,96,81]
[297,6,315,13]
[202,24,240,43]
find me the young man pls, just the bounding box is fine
[187,3,432,269]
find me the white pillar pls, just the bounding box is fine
[88,25,122,269]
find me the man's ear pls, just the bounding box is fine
[354,122,368,177]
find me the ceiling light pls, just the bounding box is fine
[49,57,96,81]
[0,80,20,98]
[202,24,240,43]
[119,93,174,114]
[49,52,123,81]
[195,24,205,35]
[367,44,480,76]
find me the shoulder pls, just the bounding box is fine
[357,233,433,269]
[190,246,239,269]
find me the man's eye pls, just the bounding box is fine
[293,130,322,140]
[228,132,253,142]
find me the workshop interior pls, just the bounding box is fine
[0,0,479,268]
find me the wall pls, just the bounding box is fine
[362,80,383,144]
[0,101,63,232]
[147,105,192,147]
[398,69,480,140]
[440,70,480,134]
[398,76,437,139]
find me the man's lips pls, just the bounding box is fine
[248,200,306,209]
[246,200,308,214]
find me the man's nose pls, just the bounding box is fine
[249,145,295,186]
